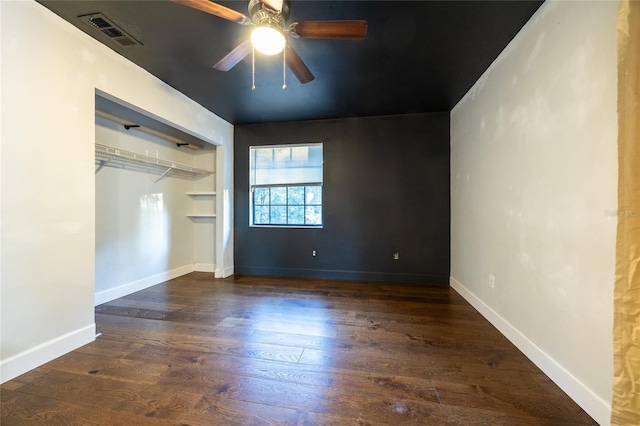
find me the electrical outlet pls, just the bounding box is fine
[489,274,495,289]
[312,250,316,257]
[393,252,399,260]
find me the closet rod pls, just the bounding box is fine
[95,109,202,150]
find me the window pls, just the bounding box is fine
[250,143,323,227]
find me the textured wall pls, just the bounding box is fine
[235,113,450,284]
[450,1,618,422]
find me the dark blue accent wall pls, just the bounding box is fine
[234,113,450,285]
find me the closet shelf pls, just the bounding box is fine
[186,214,217,218]
[186,191,216,196]
[95,143,213,182]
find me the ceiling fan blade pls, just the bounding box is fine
[171,0,251,25]
[262,0,283,13]
[290,20,368,40]
[213,40,252,71]
[285,45,314,84]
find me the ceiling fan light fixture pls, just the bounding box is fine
[251,25,285,55]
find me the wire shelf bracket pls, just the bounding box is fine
[95,159,111,174]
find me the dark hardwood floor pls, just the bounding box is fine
[1,273,596,425]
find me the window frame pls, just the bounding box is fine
[249,143,323,228]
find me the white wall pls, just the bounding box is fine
[95,116,217,304]
[0,0,233,383]
[450,1,618,424]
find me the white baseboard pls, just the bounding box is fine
[194,263,215,273]
[0,323,96,384]
[215,265,234,278]
[449,277,611,426]
[94,264,195,306]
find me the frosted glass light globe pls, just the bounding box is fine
[251,26,286,55]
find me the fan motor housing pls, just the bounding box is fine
[248,0,289,28]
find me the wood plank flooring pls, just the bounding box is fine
[1,273,596,425]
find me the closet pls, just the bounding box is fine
[94,95,217,305]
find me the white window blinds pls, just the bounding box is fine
[250,143,323,186]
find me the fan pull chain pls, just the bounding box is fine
[252,46,256,91]
[282,45,287,90]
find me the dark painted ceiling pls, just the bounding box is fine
[39,0,543,125]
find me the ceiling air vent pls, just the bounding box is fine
[79,13,142,48]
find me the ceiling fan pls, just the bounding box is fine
[172,0,368,84]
